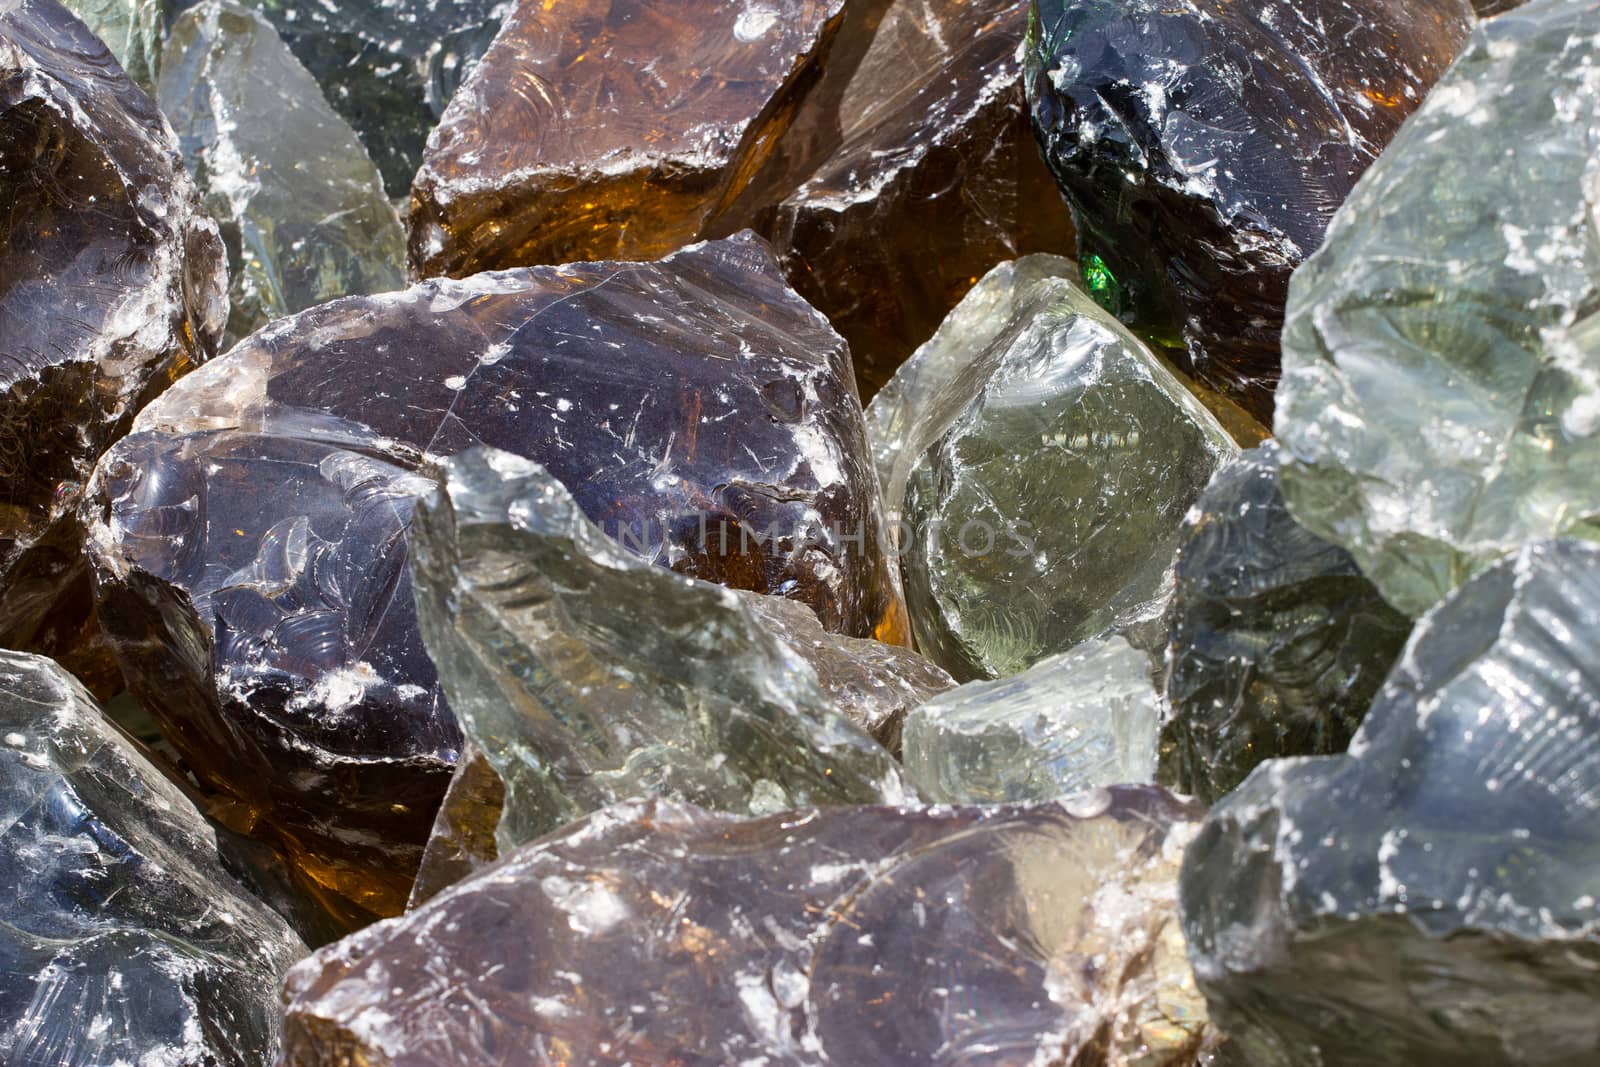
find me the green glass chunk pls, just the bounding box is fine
[159,1,406,344]
[410,447,915,851]
[890,269,1237,680]
[1160,442,1412,803]
[1277,0,1600,616]
[903,635,1159,804]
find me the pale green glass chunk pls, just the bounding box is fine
[62,0,165,91]
[158,0,406,344]
[899,273,1238,679]
[1277,0,1600,617]
[903,635,1159,804]
[410,448,915,852]
[866,253,1078,499]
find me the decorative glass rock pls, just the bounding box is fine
[0,0,226,694]
[0,649,305,1066]
[1182,539,1600,1066]
[281,792,1212,1066]
[1277,0,1600,616]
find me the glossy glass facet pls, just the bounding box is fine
[159,0,407,345]
[1160,443,1412,803]
[283,792,1211,1066]
[0,0,226,695]
[1183,539,1600,1066]
[0,650,305,1066]
[85,233,901,917]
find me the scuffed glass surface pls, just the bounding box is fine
[1277,0,1600,616]
[282,791,1211,1066]
[85,234,903,916]
[60,0,164,89]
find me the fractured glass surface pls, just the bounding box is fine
[1276,0,1600,616]
[1182,538,1600,1066]
[411,448,914,851]
[1159,443,1411,803]
[1026,0,1476,419]
[904,635,1160,804]
[282,791,1211,1066]
[85,234,900,916]
[159,1,407,344]
[0,0,226,694]
[0,650,305,1065]
[894,270,1237,680]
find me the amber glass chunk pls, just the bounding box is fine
[409,0,849,277]
[85,234,903,917]
[771,0,1075,397]
[1026,0,1475,418]
[411,0,1077,399]
[0,0,225,693]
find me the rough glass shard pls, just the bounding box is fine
[174,0,507,195]
[904,635,1159,804]
[84,234,901,916]
[1277,0,1600,617]
[409,0,849,277]
[736,590,954,752]
[1159,443,1412,803]
[411,448,914,851]
[1026,0,1476,419]
[0,650,306,1065]
[282,791,1211,1066]
[159,1,407,344]
[867,253,1079,494]
[896,272,1238,680]
[61,0,164,90]
[0,0,226,692]
[406,744,503,909]
[1181,539,1600,1067]
[768,0,1076,399]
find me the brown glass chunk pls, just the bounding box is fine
[0,0,225,692]
[85,233,904,917]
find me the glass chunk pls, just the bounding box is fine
[1182,538,1600,1066]
[1160,443,1411,803]
[411,448,914,852]
[0,0,225,694]
[1276,0,1600,616]
[175,0,510,195]
[0,649,305,1065]
[408,0,850,277]
[282,791,1212,1066]
[159,1,407,344]
[406,744,503,909]
[904,635,1160,804]
[892,270,1237,680]
[1026,0,1476,419]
